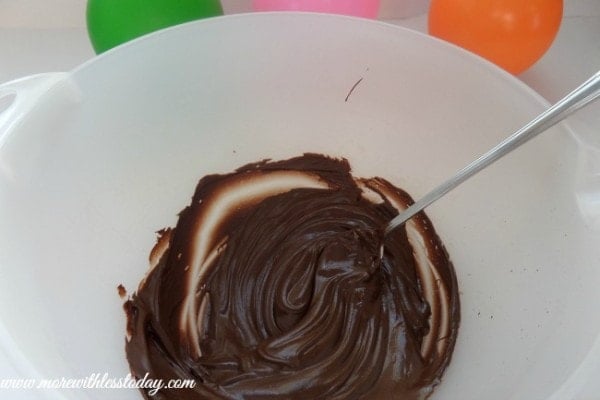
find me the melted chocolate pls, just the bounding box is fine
[124,154,460,399]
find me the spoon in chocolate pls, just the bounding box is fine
[385,70,600,235]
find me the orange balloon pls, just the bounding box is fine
[428,0,563,74]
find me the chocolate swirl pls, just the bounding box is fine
[124,154,459,399]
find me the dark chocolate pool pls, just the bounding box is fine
[124,154,459,399]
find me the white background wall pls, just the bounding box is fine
[0,0,598,29]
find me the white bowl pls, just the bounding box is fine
[1,12,599,400]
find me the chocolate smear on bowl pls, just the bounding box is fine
[124,154,459,399]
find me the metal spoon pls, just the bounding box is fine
[385,70,600,235]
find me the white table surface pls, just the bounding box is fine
[1,1,599,399]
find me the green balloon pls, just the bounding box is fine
[87,0,223,53]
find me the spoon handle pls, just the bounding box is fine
[386,70,600,235]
